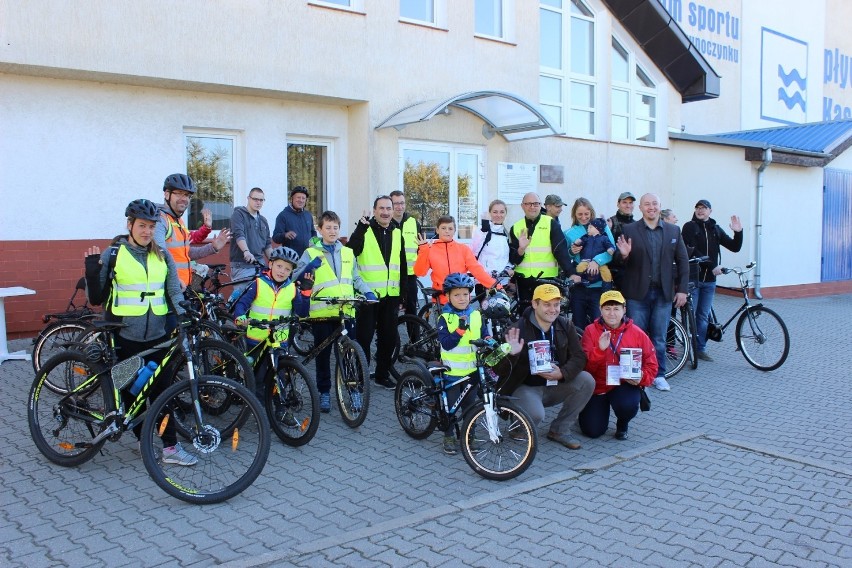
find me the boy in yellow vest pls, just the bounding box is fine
[436,272,492,455]
[296,211,375,412]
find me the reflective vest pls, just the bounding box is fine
[440,311,482,377]
[110,245,169,317]
[306,246,356,318]
[247,278,295,343]
[399,216,418,276]
[357,227,401,297]
[161,211,192,285]
[513,215,558,278]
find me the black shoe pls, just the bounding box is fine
[614,430,628,441]
[374,376,396,390]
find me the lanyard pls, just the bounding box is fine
[540,326,555,361]
[607,327,625,358]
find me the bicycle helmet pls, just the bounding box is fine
[482,291,511,319]
[125,199,160,221]
[442,272,476,294]
[268,246,300,266]
[163,173,196,194]
[290,185,309,198]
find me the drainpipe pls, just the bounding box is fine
[754,148,772,299]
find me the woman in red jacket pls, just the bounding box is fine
[578,290,657,440]
[414,215,497,304]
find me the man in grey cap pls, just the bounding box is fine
[544,194,565,222]
[607,191,636,243]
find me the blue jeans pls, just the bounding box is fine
[578,384,641,438]
[569,285,602,331]
[627,287,670,378]
[690,281,716,353]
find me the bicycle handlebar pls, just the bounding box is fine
[720,261,756,276]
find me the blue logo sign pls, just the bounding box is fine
[761,28,808,125]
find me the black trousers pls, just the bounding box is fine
[355,296,399,382]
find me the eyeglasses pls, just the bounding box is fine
[250,197,265,202]
[523,202,541,207]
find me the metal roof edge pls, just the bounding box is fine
[669,132,831,158]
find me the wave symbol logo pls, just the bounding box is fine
[777,65,806,111]
[761,28,808,124]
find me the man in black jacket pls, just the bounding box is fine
[497,284,594,450]
[614,193,689,391]
[681,199,743,362]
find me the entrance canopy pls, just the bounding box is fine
[376,91,564,141]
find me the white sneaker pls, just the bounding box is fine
[652,376,671,391]
[162,442,198,466]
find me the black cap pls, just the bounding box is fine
[695,199,711,209]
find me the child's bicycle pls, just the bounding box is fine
[707,262,790,371]
[27,304,271,504]
[394,338,538,481]
[241,316,320,446]
[300,296,370,428]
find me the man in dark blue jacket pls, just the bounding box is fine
[273,186,316,256]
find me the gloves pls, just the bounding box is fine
[305,257,323,272]
[299,277,314,291]
[364,292,378,303]
[177,313,194,329]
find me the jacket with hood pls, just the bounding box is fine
[581,316,657,395]
[229,206,272,265]
[272,205,316,256]
[470,219,510,275]
[295,239,373,298]
[681,216,743,283]
[414,239,497,303]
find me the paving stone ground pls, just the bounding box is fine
[0,293,849,567]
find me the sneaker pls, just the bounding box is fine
[319,392,331,413]
[162,443,198,466]
[350,390,362,412]
[374,376,396,390]
[546,431,582,450]
[275,407,299,427]
[614,430,628,441]
[697,351,714,362]
[652,376,671,391]
[442,435,458,455]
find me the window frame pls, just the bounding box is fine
[610,34,660,145]
[183,129,240,234]
[308,0,365,13]
[285,136,336,221]
[474,0,516,43]
[399,0,447,29]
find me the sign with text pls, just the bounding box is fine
[497,162,538,204]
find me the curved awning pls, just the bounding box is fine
[375,91,564,141]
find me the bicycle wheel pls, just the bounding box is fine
[28,350,113,467]
[735,306,790,371]
[394,368,437,439]
[32,319,90,376]
[417,303,440,329]
[266,358,319,446]
[682,305,698,370]
[460,400,537,481]
[290,320,314,356]
[394,315,440,364]
[140,376,270,504]
[664,316,689,379]
[193,339,255,394]
[334,336,370,428]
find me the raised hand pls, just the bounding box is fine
[730,215,742,232]
[505,326,525,355]
[84,246,101,258]
[616,235,632,257]
[201,208,213,228]
[212,228,230,251]
[598,329,611,351]
[518,228,530,251]
[359,209,371,225]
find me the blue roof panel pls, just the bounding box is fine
[714,119,852,154]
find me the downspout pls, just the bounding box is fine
[754,148,772,299]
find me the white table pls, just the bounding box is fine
[0,287,36,364]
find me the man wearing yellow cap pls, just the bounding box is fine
[497,283,595,450]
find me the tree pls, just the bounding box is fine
[186,137,234,229]
[403,161,449,231]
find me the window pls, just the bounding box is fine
[475,0,514,41]
[185,132,236,231]
[399,142,484,240]
[400,0,447,28]
[539,0,596,136]
[287,139,333,217]
[309,0,365,12]
[610,36,657,143]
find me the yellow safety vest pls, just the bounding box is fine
[306,246,356,318]
[399,216,418,276]
[513,215,558,278]
[110,245,169,317]
[161,211,192,285]
[357,227,401,297]
[440,311,482,377]
[247,278,295,343]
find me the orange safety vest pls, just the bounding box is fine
[161,211,192,285]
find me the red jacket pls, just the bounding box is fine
[414,239,496,303]
[581,317,657,395]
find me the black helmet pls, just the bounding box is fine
[290,185,309,198]
[482,291,511,320]
[125,199,160,221]
[163,173,196,194]
[268,246,300,266]
[443,272,476,294]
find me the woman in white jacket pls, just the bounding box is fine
[470,199,513,277]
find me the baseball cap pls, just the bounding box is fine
[599,290,626,306]
[695,199,711,209]
[544,194,565,206]
[618,192,636,201]
[533,284,562,302]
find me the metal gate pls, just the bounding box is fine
[822,169,852,282]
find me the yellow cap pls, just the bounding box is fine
[599,290,626,306]
[533,284,561,301]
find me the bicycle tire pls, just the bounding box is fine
[735,306,790,371]
[290,320,315,356]
[192,339,256,394]
[682,305,698,370]
[28,350,113,467]
[266,358,319,446]
[394,314,440,365]
[664,316,689,379]
[417,303,440,329]
[394,368,438,439]
[140,375,270,504]
[334,336,370,428]
[32,319,91,376]
[460,400,537,481]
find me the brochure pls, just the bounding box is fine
[527,340,554,375]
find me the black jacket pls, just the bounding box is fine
[681,216,743,283]
[346,218,408,300]
[613,219,689,302]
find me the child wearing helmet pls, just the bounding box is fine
[436,272,492,455]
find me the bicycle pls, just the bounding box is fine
[706,262,790,371]
[394,338,537,481]
[299,296,370,428]
[240,316,320,446]
[667,256,709,377]
[28,305,271,504]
